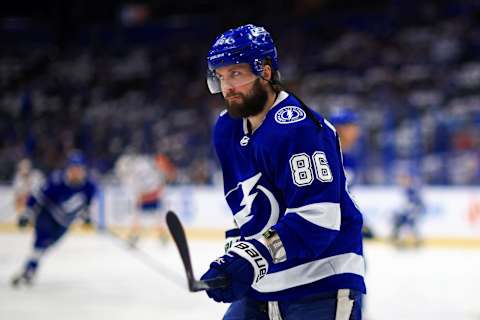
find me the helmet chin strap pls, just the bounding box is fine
[260,75,281,95]
[259,67,282,88]
[259,75,271,83]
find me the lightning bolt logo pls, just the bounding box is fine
[225,172,280,239]
[286,109,293,120]
[274,106,306,124]
[233,173,262,227]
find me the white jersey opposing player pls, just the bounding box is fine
[13,159,45,216]
[115,153,169,245]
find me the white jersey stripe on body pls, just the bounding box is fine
[285,202,341,231]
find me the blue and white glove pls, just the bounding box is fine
[200,241,270,303]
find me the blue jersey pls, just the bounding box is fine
[27,171,97,227]
[214,91,366,301]
[402,185,424,216]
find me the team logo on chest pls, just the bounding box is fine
[275,106,306,124]
[225,173,280,239]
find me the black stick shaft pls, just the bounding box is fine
[166,211,228,292]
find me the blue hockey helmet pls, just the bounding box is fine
[329,108,360,126]
[66,150,87,167]
[206,24,280,94]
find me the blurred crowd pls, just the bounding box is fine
[0,0,479,185]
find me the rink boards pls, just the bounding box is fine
[0,185,479,245]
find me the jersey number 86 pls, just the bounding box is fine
[289,152,333,186]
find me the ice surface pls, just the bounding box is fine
[1,233,479,320]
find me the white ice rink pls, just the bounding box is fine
[1,232,479,320]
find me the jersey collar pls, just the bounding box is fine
[270,90,289,109]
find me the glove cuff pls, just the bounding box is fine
[228,241,268,285]
[224,228,241,253]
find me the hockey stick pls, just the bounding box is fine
[166,210,228,292]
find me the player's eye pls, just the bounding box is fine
[231,71,241,78]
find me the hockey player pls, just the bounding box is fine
[12,151,97,286]
[329,109,374,240]
[329,108,361,186]
[200,24,365,319]
[12,158,45,217]
[114,152,170,246]
[392,173,425,248]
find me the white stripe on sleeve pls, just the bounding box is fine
[285,202,341,231]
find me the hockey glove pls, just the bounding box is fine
[200,241,270,303]
[82,216,93,229]
[17,213,30,228]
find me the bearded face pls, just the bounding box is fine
[224,78,269,118]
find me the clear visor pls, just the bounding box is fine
[206,68,258,94]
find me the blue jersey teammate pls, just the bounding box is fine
[330,108,374,240]
[392,173,425,248]
[329,108,361,187]
[12,151,97,286]
[201,25,366,319]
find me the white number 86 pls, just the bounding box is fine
[289,151,333,186]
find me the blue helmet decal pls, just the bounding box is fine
[206,24,279,93]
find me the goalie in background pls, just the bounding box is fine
[115,150,175,247]
[11,151,97,287]
[12,158,45,219]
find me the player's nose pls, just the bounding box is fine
[223,86,237,97]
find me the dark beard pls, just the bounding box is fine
[225,79,268,118]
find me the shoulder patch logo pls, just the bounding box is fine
[274,106,306,124]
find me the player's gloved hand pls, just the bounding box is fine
[17,213,30,228]
[200,241,270,303]
[82,216,93,228]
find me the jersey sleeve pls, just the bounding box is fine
[26,173,59,212]
[258,121,345,261]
